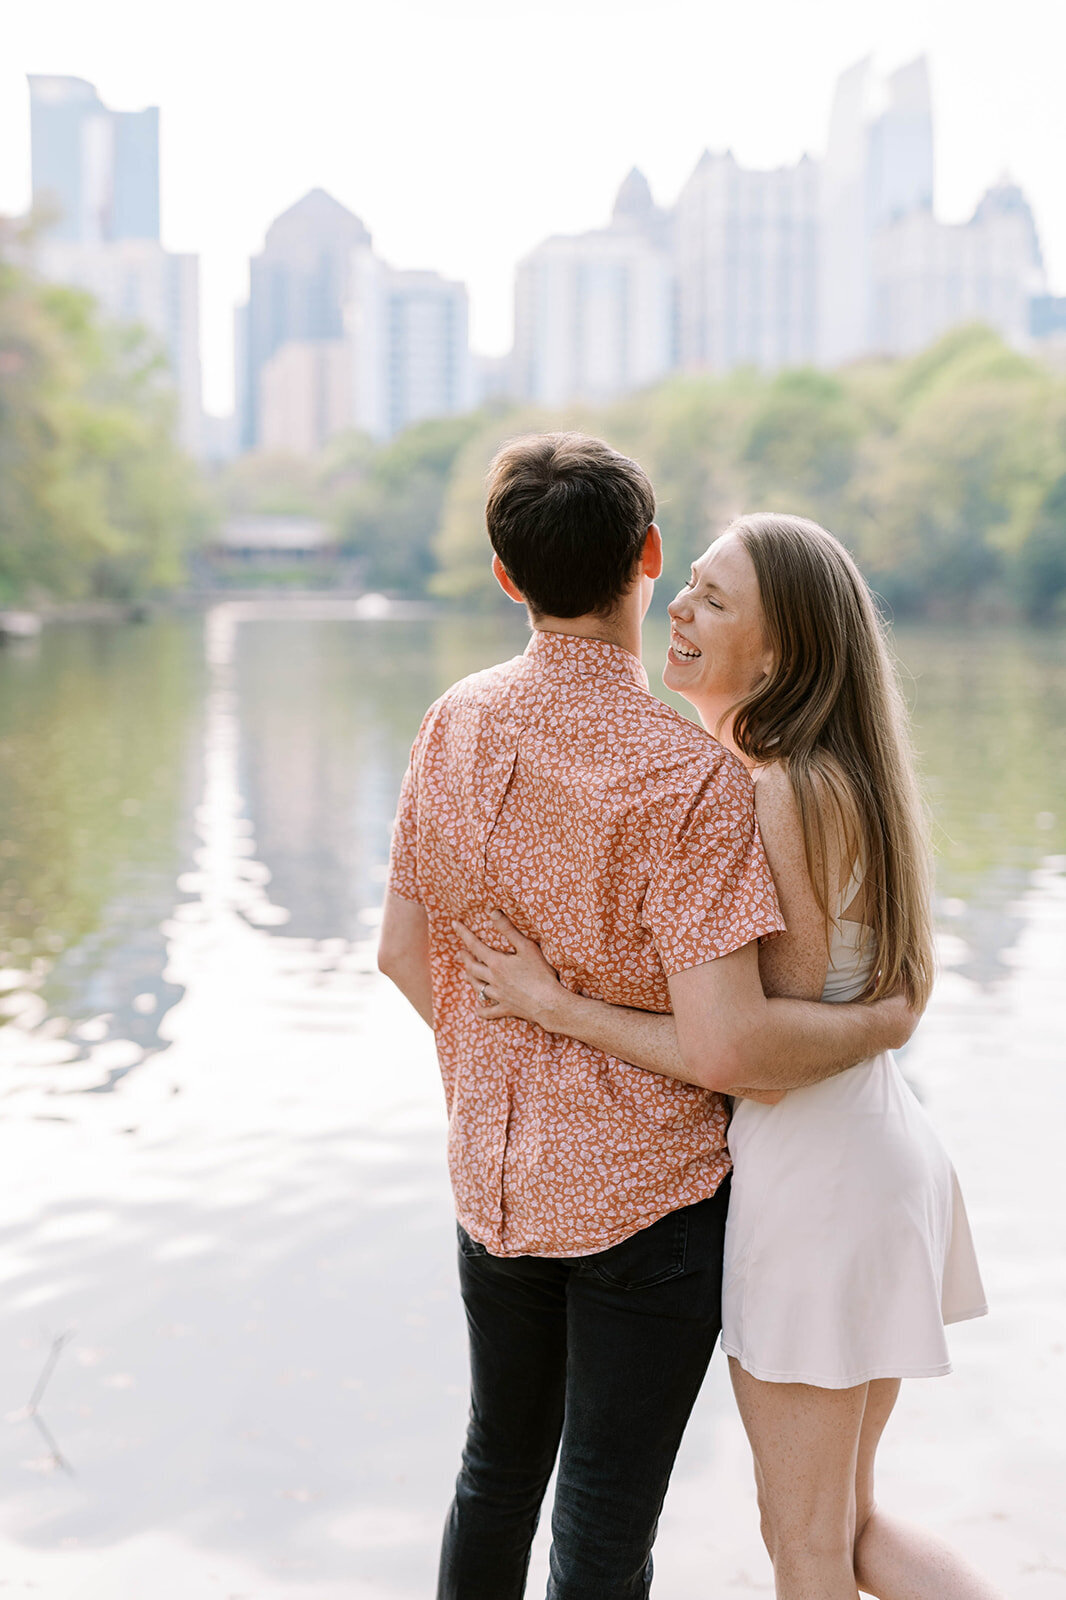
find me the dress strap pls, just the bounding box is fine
[836,857,865,922]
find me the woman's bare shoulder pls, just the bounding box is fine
[752,761,803,840]
[752,760,830,1000]
[756,756,860,931]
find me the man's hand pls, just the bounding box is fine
[872,991,921,1051]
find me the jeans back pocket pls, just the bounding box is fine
[583,1207,689,1290]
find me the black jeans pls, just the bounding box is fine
[437,1183,729,1600]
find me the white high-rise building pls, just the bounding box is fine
[676,150,818,373]
[36,237,202,455]
[512,170,675,406]
[29,75,160,245]
[238,189,371,451]
[259,339,351,455]
[819,57,935,366]
[871,178,1046,356]
[28,76,202,454]
[348,251,471,440]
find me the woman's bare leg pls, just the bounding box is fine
[852,1379,1004,1600]
[729,1356,866,1600]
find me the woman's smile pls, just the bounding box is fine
[662,532,771,733]
[667,627,702,664]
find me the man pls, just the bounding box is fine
[378,433,913,1599]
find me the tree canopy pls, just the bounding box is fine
[4,253,1064,626]
[421,326,1066,621]
[0,239,206,605]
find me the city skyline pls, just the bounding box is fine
[4,0,1065,415]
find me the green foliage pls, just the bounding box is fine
[1014,474,1066,620]
[0,245,207,604]
[94,314,1064,621]
[421,327,1066,623]
[740,369,863,513]
[430,427,505,605]
[430,406,563,607]
[336,413,484,592]
[605,376,750,595]
[7,248,1061,622]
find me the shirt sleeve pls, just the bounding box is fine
[643,757,786,976]
[386,743,423,903]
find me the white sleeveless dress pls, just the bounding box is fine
[720,878,988,1388]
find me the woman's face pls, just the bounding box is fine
[663,533,772,717]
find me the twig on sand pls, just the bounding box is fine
[24,1329,76,1474]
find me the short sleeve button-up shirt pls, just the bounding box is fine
[388,629,784,1257]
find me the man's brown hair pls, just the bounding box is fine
[485,432,656,618]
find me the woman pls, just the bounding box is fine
[455,514,999,1600]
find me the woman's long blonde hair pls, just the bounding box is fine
[727,513,935,1008]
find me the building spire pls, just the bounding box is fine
[612,167,655,224]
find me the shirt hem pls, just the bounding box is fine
[455,1174,730,1259]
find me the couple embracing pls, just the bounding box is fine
[378,433,998,1599]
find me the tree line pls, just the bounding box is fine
[3,224,1064,622]
[221,322,1066,623]
[0,236,207,607]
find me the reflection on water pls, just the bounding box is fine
[0,608,1064,1076]
[896,627,1066,986]
[0,619,204,1086]
[228,610,516,942]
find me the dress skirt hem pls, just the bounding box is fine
[721,1342,953,1388]
[721,1296,988,1389]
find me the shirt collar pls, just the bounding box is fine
[524,628,649,689]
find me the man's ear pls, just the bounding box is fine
[641,524,663,580]
[492,553,525,604]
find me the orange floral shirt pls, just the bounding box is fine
[388,630,784,1257]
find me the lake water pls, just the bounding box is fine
[0,605,1064,1598]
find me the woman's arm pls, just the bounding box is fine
[454,911,690,1074]
[750,761,829,1003]
[453,763,907,1098]
[455,903,913,1099]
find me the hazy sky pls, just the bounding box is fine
[3,0,1063,415]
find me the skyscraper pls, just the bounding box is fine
[111,106,161,240]
[28,76,199,452]
[349,251,472,440]
[512,170,675,406]
[28,75,160,243]
[260,340,352,455]
[872,178,1046,356]
[818,57,935,366]
[676,150,818,373]
[238,189,372,450]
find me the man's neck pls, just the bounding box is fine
[528,592,645,660]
